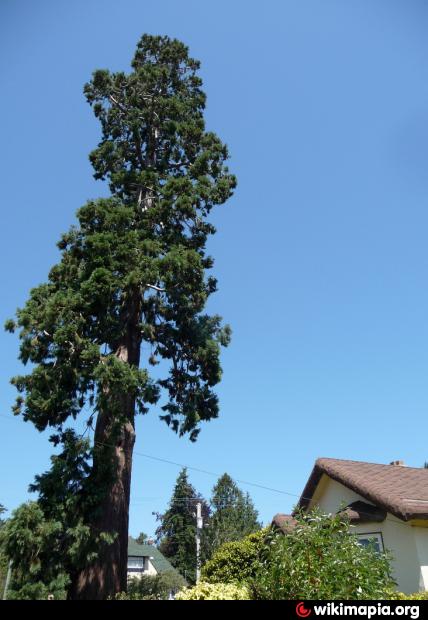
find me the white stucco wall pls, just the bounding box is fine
[310,475,428,593]
[143,558,158,576]
[413,529,428,591]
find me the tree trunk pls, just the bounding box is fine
[71,296,141,600]
[71,414,135,599]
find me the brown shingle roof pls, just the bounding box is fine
[297,458,428,522]
[338,500,386,523]
[271,513,298,533]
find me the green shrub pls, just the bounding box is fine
[115,570,186,600]
[175,581,250,600]
[6,575,69,600]
[115,592,135,600]
[252,509,395,600]
[388,591,428,600]
[201,529,266,584]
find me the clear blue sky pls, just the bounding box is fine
[1,0,428,538]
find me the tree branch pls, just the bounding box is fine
[109,95,127,112]
[146,284,165,293]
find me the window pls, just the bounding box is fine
[127,556,146,571]
[357,532,384,553]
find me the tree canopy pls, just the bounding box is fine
[136,531,149,545]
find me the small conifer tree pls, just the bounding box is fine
[155,468,209,583]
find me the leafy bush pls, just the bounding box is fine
[115,571,186,600]
[388,591,428,600]
[201,529,266,584]
[175,581,250,600]
[252,510,395,600]
[6,575,69,600]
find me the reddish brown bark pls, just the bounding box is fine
[71,295,141,600]
[72,417,135,599]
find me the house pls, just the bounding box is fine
[273,458,428,594]
[127,537,179,580]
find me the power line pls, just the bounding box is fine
[0,414,417,529]
[114,449,428,530]
[131,447,297,498]
[0,414,295,496]
[0,414,297,500]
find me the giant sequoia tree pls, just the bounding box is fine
[6,35,235,600]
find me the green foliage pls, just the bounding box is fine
[136,532,148,545]
[201,529,266,584]
[0,552,7,597]
[0,502,69,600]
[6,576,69,601]
[0,504,9,597]
[0,437,116,599]
[253,510,395,600]
[206,473,261,557]
[7,33,235,440]
[202,512,395,600]
[156,468,209,584]
[388,591,428,600]
[115,571,186,600]
[175,581,250,600]
[6,33,235,598]
[30,432,115,566]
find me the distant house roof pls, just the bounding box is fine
[128,538,178,574]
[271,513,298,533]
[297,458,428,522]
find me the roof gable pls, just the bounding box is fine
[298,458,428,522]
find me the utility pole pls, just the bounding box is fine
[3,561,12,601]
[195,501,203,583]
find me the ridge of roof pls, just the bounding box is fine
[316,457,426,473]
